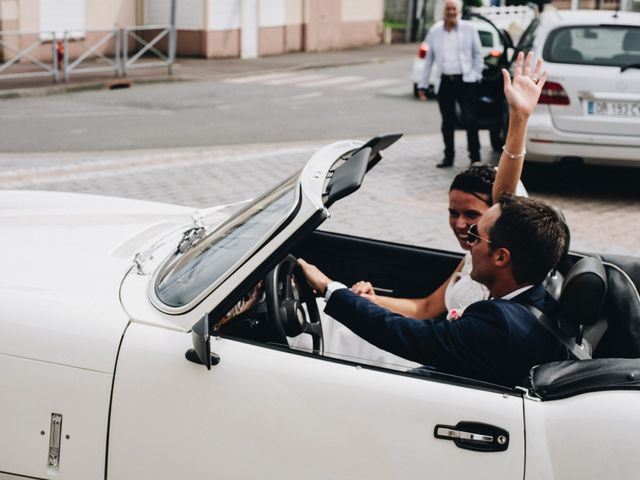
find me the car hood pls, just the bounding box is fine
[0,190,194,373]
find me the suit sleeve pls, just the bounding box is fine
[325,289,511,375]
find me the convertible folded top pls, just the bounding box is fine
[529,358,640,400]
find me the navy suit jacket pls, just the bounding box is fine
[325,284,565,386]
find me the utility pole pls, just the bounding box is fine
[169,0,177,75]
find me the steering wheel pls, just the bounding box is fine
[265,255,323,354]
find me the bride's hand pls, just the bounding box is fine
[502,51,547,117]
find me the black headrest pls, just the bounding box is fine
[623,30,640,52]
[560,257,607,327]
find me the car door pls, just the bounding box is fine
[107,322,525,480]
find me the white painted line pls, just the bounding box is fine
[295,75,364,88]
[0,110,171,119]
[223,72,299,84]
[263,73,329,85]
[287,92,324,101]
[343,78,405,90]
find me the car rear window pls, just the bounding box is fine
[543,25,640,67]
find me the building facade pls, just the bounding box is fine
[0,0,384,62]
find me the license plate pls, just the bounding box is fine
[586,100,640,117]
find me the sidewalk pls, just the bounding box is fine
[0,43,417,99]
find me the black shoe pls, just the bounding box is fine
[436,160,453,168]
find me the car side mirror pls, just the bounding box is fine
[185,313,220,370]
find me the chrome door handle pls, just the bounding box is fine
[435,426,494,443]
[434,422,509,452]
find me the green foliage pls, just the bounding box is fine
[383,20,407,30]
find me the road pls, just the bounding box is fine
[0,55,638,257]
[0,58,440,152]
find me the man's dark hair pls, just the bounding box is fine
[489,193,569,285]
[449,164,495,206]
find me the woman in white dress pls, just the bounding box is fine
[310,51,546,367]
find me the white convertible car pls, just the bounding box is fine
[2,135,640,480]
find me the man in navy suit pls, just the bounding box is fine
[299,194,570,386]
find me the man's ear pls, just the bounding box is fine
[494,247,511,268]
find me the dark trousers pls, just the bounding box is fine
[436,75,480,164]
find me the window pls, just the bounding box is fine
[155,173,299,309]
[543,26,640,67]
[478,30,494,48]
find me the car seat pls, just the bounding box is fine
[550,30,583,63]
[612,30,640,65]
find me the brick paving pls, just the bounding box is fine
[1,132,638,258]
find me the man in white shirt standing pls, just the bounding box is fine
[418,0,484,168]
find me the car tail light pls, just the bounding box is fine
[539,81,570,106]
[418,42,428,59]
[488,50,502,57]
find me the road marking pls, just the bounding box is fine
[263,74,329,85]
[224,72,299,84]
[0,143,325,188]
[0,110,172,119]
[287,92,324,101]
[295,75,364,88]
[343,78,405,90]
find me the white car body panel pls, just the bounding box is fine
[108,323,525,480]
[0,355,111,480]
[523,9,640,165]
[526,105,640,166]
[1,139,639,479]
[0,190,192,372]
[524,391,640,479]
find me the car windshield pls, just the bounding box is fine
[154,172,300,309]
[543,25,640,67]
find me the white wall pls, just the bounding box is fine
[208,0,240,30]
[39,0,86,38]
[144,0,204,28]
[259,0,286,27]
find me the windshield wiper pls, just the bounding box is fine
[177,224,206,254]
[621,63,640,72]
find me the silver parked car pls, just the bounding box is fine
[516,9,640,166]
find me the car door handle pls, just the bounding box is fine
[434,421,509,452]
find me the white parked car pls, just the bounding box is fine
[410,16,507,96]
[518,9,640,166]
[2,136,640,480]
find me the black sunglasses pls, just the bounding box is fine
[467,224,492,245]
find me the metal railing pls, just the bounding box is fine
[0,31,59,82]
[122,25,175,76]
[0,25,174,84]
[62,28,121,81]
